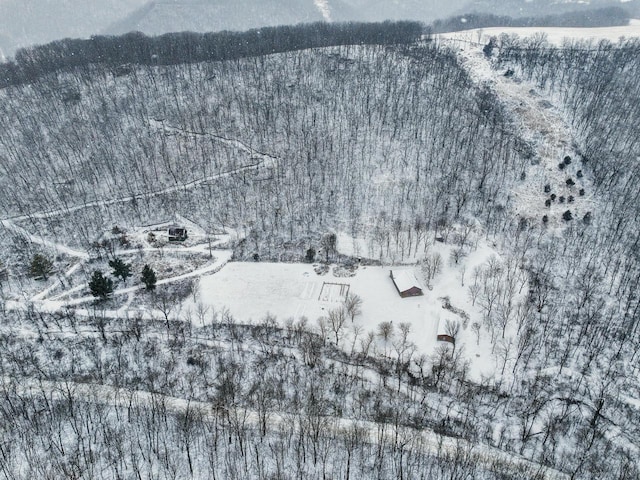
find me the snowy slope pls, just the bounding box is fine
[0,0,147,57]
[107,0,470,37]
[440,18,640,44]
[107,0,328,36]
[457,0,640,18]
[442,36,597,226]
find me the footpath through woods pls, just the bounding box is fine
[5,375,568,479]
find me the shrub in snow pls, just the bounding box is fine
[483,37,497,58]
[563,155,572,165]
[544,184,551,193]
[579,188,585,196]
[562,210,573,222]
[566,178,575,187]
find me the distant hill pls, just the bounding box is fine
[1,0,637,58]
[456,0,640,18]
[0,0,147,57]
[433,6,631,33]
[105,0,470,37]
[334,0,467,22]
[107,0,334,35]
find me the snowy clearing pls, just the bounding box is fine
[194,236,519,383]
[439,20,640,45]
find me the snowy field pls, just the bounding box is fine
[196,238,512,382]
[440,19,640,45]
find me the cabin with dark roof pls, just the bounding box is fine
[168,226,188,242]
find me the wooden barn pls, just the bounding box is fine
[389,270,424,298]
[168,226,188,242]
[437,334,455,345]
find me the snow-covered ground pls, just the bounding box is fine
[2,124,276,224]
[313,0,331,22]
[441,33,596,227]
[6,375,568,479]
[194,237,516,382]
[440,19,640,46]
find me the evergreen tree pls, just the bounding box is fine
[141,264,157,291]
[305,247,316,263]
[89,270,114,300]
[109,257,132,283]
[30,253,53,280]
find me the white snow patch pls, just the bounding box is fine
[440,23,640,45]
[314,0,332,22]
[623,395,640,409]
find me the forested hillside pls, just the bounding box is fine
[0,31,519,254]
[0,0,147,57]
[0,308,561,479]
[1,23,640,479]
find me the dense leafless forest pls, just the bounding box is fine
[1,22,640,479]
[0,38,523,254]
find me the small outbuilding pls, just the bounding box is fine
[437,334,455,345]
[168,226,188,242]
[389,270,424,298]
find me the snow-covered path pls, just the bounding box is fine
[0,218,90,259]
[5,376,568,479]
[6,249,233,315]
[149,119,278,162]
[1,161,267,224]
[1,127,276,224]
